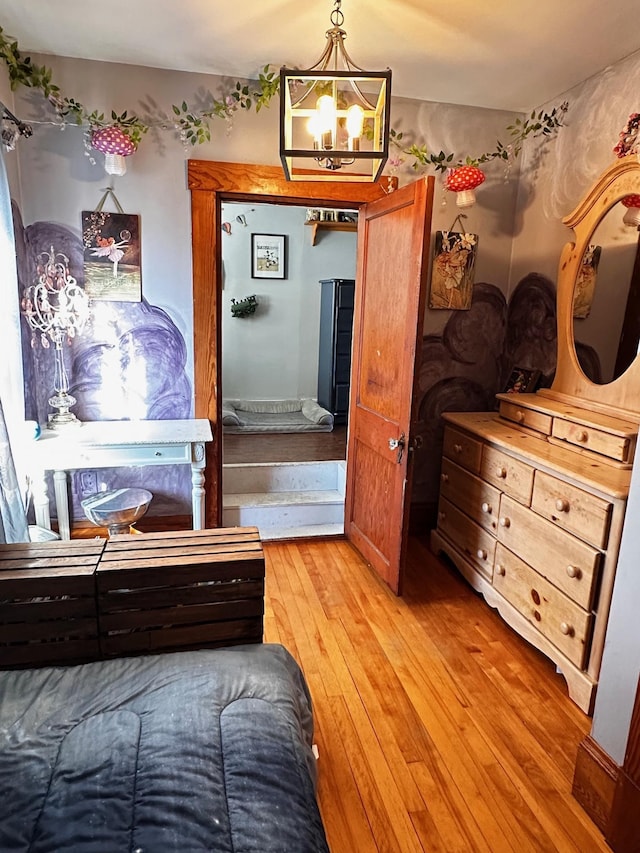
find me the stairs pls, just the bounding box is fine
[222,460,345,540]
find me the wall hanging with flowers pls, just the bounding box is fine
[429,221,478,310]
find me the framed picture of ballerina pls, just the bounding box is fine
[81,210,142,301]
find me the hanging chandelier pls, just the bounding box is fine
[279,0,391,182]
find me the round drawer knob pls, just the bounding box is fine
[499,516,511,528]
[477,549,487,561]
[481,501,492,513]
[566,565,581,579]
[453,443,463,454]
[155,451,162,457]
[441,473,449,483]
[496,564,506,576]
[555,498,569,512]
[560,622,574,636]
[515,410,525,422]
[496,466,507,479]
[576,430,588,443]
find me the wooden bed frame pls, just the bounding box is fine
[0,527,265,668]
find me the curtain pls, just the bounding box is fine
[0,143,29,543]
[0,395,28,543]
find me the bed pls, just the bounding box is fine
[0,530,329,853]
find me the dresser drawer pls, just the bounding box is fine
[494,544,592,669]
[532,471,612,549]
[499,400,552,435]
[481,446,534,505]
[440,459,501,533]
[437,497,496,579]
[551,418,633,463]
[496,495,601,610]
[443,427,482,474]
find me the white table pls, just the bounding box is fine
[30,419,213,540]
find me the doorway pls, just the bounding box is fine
[219,198,354,537]
[188,159,393,529]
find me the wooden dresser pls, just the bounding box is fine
[431,392,635,713]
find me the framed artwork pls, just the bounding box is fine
[503,367,541,394]
[82,210,141,301]
[573,244,601,319]
[251,233,286,279]
[429,230,478,310]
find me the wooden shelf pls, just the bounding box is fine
[305,220,357,245]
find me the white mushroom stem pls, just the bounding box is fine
[455,189,477,208]
[105,153,127,176]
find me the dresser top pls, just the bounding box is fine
[443,412,631,499]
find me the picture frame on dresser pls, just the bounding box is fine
[503,367,541,394]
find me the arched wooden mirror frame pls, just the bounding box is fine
[542,156,640,418]
[187,160,396,527]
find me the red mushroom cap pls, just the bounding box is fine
[445,165,486,192]
[622,194,640,208]
[91,126,137,156]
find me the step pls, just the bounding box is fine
[222,489,344,538]
[223,461,345,496]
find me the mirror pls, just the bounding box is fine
[544,155,640,418]
[573,203,640,384]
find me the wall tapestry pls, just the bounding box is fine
[82,209,142,301]
[429,230,478,310]
[573,244,601,319]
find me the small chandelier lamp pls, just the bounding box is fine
[280,0,391,182]
[444,165,486,208]
[621,194,640,228]
[21,246,91,429]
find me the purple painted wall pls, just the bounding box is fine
[14,204,193,522]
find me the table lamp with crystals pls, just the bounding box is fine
[20,246,91,429]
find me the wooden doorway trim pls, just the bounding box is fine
[188,160,396,527]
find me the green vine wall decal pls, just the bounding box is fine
[0,25,568,173]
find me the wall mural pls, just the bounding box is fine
[12,203,193,523]
[410,276,600,523]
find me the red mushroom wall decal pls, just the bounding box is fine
[444,165,486,208]
[621,194,640,228]
[91,126,137,176]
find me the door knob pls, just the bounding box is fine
[388,433,406,463]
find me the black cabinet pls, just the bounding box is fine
[317,278,355,426]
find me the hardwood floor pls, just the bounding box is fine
[263,536,608,853]
[223,426,347,464]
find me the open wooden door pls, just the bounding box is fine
[344,176,434,594]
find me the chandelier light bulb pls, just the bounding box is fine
[307,112,323,146]
[316,95,337,148]
[346,104,364,149]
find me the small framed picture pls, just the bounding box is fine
[251,233,286,279]
[504,367,541,394]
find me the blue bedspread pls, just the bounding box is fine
[0,644,329,852]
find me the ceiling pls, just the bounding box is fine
[1,0,640,113]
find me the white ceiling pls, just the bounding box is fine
[1,0,640,112]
